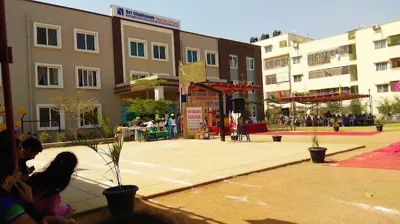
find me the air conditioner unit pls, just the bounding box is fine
[372,24,381,30]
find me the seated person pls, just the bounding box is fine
[20,137,43,182]
[28,152,78,219]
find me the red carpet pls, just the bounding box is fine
[327,142,400,170]
[254,131,380,136]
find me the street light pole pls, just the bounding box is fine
[0,0,18,167]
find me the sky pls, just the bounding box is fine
[37,0,399,43]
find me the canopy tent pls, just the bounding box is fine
[279,93,370,104]
[188,83,260,94]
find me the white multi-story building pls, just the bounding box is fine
[253,20,400,115]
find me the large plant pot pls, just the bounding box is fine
[103,185,139,218]
[272,136,282,142]
[333,126,340,132]
[308,147,328,163]
[376,125,383,132]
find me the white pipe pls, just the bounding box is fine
[25,13,34,132]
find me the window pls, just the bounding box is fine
[36,105,64,131]
[292,56,301,64]
[374,40,387,49]
[377,84,389,93]
[390,57,400,69]
[186,48,200,63]
[76,67,100,89]
[74,29,99,53]
[246,57,254,70]
[265,74,277,85]
[79,105,102,128]
[152,42,168,61]
[293,75,303,83]
[34,22,61,48]
[129,38,147,59]
[35,63,63,88]
[264,45,272,53]
[376,62,388,71]
[230,55,238,69]
[247,81,255,93]
[205,51,218,66]
[130,71,149,80]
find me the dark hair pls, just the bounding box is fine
[0,152,15,179]
[22,137,43,153]
[28,152,78,198]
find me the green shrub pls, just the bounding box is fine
[56,132,67,142]
[39,131,52,143]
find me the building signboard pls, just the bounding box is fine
[111,5,181,30]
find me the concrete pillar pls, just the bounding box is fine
[154,86,164,100]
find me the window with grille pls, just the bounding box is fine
[34,22,61,48]
[293,75,303,83]
[80,106,101,128]
[75,29,98,52]
[376,62,388,71]
[186,48,199,63]
[230,55,238,68]
[377,84,389,93]
[36,64,62,88]
[374,40,387,49]
[152,43,168,60]
[77,67,99,88]
[129,38,147,58]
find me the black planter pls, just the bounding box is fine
[272,136,282,142]
[308,147,328,163]
[376,125,383,132]
[103,185,139,218]
[333,126,340,132]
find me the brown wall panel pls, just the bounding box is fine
[112,17,123,84]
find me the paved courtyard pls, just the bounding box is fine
[29,139,363,213]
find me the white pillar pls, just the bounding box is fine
[154,86,165,100]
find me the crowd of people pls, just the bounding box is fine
[0,130,78,224]
[277,111,376,129]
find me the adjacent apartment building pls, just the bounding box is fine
[0,0,263,135]
[253,20,400,115]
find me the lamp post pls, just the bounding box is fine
[0,0,18,167]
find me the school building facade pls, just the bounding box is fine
[0,0,263,135]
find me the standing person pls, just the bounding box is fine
[20,137,43,182]
[28,152,78,219]
[167,114,177,140]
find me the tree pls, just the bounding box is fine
[124,98,173,119]
[49,91,98,138]
[133,79,167,99]
[377,97,395,115]
[348,99,366,115]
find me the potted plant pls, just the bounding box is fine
[333,121,340,132]
[308,132,328,163]
[375,119,383,132]
[272,136,282,142]
[75,114,139,220]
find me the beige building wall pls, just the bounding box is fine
[180,32,220,79]
[121,20,175,82]
[2,0,120,134]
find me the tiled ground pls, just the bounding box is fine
[29,139,363,213]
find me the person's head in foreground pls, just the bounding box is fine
[28,152,78,199]
[21,137,43,161]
